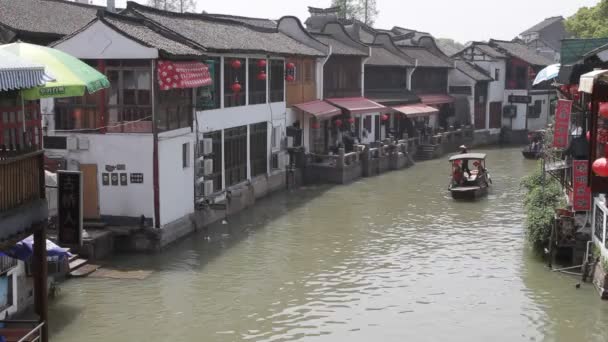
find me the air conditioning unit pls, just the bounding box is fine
[203,159,213,176]
[286,136,294,148]
[202,138,213,155]
[278,153,286,170]
[203,180,214,197]
[66,136,78,151]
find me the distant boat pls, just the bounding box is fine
[448,153,490,200]
[522,130,545,159]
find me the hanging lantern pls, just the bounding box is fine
[587,131,591,142]
[593,157,608,177]
[347,117,355,124]
[285,74,295,82]
[559,85,569,94]
[257,59,267,68]
[257,71,267,81]
[231,81,242,93]
[381,114,389,121]
[569,85,579,95]
[334,119,343,127]
[286,62,295,70]
[599,128,608,144]
[231,59,242,69]
[600,102,608,118]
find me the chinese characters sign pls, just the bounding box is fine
[572,160,591,211]
[57,171,83,246]
[553,99,572,148]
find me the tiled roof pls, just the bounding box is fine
[367,46,412,66]
[400,46,452,68]
[490,40,553,66]
[128,3,324,56]
[454,60,493,82]
[311,33,367,56]
[473,43,507,58]
[205,13,277,29]
[520,16,563,35]
[561,38,608,65]
[0,0,99,37]
[102,14,205,57]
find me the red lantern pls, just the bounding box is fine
[257,71,267,81]
[381,114,389,121]
[587,131,591,142]
[231,81,242,93]
[569,85,579,95]
[231,59,242,69]
[593,158,608,177]
[286,74,295,82]
[286,62,295,70]
[347,117,355,124]
[334,119,343,127]
[559,85,569,94]
[600,102,608,118]
[257,59,267,68]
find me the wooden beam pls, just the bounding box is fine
[32,222,48,342]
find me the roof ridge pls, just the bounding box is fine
[41,0,106,10]
[206,12,275,22]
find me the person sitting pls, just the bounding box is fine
[453,165,464,185]
[459,145,470,177]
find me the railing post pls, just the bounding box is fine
[32,222,48,342]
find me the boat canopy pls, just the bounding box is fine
[449,153,487,161]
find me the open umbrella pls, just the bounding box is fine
[0,235,70,261]
[0,42,109,100]
[533,63,560,86]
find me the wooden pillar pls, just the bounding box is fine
[33,222,48,342]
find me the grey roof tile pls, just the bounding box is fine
[490,40,554,66]
[129,3,324,56]
[474,43,507,58]
[454,60,493,81]
[311,33,367,56]
[367,46,411,66]
[520,16,563,35]
[205,13,277,29]
[399,46,452,68]
[0,0,99,37]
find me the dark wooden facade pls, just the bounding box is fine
[286,57,317,106]
[411,68,448,94]
[323,56,362,98]
[474,82,488,129]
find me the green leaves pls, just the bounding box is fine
[565,0,608,38]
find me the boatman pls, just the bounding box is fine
[459,145,470,177]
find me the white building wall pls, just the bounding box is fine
[503,89,528,130]
[197,102,286,133]
[528,92,554,131]
[448,68,475,125]
[474,60,506,129]
[45,134,155,220]
[0,262,29,318]
[158,128,196,226]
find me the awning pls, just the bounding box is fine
[392,103,439,118]
[293,100,341,120]
[325,97,386,115]
[579,69,608,94]
[418,94,455,105]
[157,60,212,90]
[0,50,52,91]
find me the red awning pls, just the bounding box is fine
[392,104,439,118]
[157,60,212,90]
[326,97,386,115]
[293,100,341,120]
[418,94,455,105]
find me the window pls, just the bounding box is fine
[182,143,190,168]
[224,126,247,187]
[250,122,267,177]
[494,68,500,81]
[249,59,267,105]
[374,115,380,141]
[203,131,222,192]
[364,115,372,132]
[528,100,542,118]
[303,60,315,83]
[196,58,221,110]
[269,60,285,102]
[158,88,193,132]
[271,126,281,151]
[224,58,246,108]
[0,274,13,311]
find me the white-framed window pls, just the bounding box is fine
[182,142,190,168]
[271,125,281,152]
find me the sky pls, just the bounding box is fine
[92,0,601,43]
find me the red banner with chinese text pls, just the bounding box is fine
[572,160,591,211]
[553,99,572,148]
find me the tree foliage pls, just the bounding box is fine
[331,0,378,26]
[147,0,195,13]
[565,0,608,38]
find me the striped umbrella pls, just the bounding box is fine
[0,42,109,100]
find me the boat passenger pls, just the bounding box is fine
[459,145,470,177]
[453,165,464,185]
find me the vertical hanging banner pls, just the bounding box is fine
[572,160,591,211]
[57,171,83,246]
[553,99,572,148]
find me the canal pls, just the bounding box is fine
[49,147,608,342]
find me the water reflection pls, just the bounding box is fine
[49,148,608,342]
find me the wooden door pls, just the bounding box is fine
[79,164,100,219]
[489,102,502,129]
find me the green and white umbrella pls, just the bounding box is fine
[0,42,109,100]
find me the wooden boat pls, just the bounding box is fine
[448,153,490,200]
[522,130,545,159]
[522,148,542,159]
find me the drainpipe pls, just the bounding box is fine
[318,45,332,99]
[407,59,419,91]
[361,46,371,97]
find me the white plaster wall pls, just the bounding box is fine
[197,102,286,133]
[44,134,155,220]
[503,89,529,130]
[448,69,475,125]
[527,93,553,131]
[53,21,158,59]
[158,128,195,226]
[468,59,506,129]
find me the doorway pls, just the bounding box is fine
[79,164,100,219]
